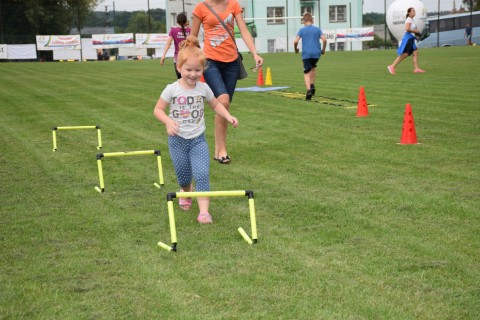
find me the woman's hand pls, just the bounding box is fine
[253,52,263,69]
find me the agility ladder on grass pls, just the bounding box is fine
[52,125,102,151]
[157,190,258,252]
[95,150,164,193]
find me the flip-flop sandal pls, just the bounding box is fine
[197,212,212,224]
[214,155,231,164]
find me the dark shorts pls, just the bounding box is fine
[203,59,239,101]
[402,38,416,56]
[303,58,319,74]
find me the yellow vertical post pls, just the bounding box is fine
[248,198,258,242]
[96,127,102,150]
[154,150,164,188]
[167,199,178,250]
[95,155,105,193]
[52,129,57,151]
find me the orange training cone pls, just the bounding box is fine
[265,67,273,86]
[200,75,205,83]
[356,86,368,117]
[400,103,418,144]
[256,67,264,86]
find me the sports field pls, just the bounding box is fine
[1,47,479,319]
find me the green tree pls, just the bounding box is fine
[462,0,480,10]
[362,13,385,26]
[0,0,101,43]
[125,12,163,33]
[66,0,102,34]
[365,34,393,49]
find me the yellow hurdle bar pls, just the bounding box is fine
[102,150,156,157]
[56,126,97,130]
[95,150,165,193]
[158,190,257,252]
[52,125,102,151]
[174,190,248,198]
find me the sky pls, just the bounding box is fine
[95,0,166,12]
[363,0,458,13]
[95,0,458,13]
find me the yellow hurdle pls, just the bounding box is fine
[52,125,102,151]
[157,190,258,252]
[95,150,165,193]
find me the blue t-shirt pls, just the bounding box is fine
[466,26,472,36]
[297,25,323,60]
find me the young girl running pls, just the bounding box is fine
[154,35,238,224]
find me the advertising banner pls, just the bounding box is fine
[36,35,81,50]
[0,44,7,59]
[336,28,375,42]
[322,29,337,43]
[92,33,134,48]
[135,33,170,48]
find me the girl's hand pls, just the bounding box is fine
[166,119,179,136]
[228,116,238,128]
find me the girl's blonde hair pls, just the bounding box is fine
[177,35,205,69]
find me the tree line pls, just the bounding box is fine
[2,0,477,45]
[0,1,166,44]
[85,9,165,34]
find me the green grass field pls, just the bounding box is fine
[1,47,479,319]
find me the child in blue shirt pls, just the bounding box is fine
[294,13,327,100]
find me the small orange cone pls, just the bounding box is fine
[200,75,205,83]
[400,103,418,144]
[256,67,264,86]
[356,86,368,117]
[265,67,273,86]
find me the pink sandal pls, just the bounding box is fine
[178,185,193,211]
[197,212,212,224]
[179,196,192,211]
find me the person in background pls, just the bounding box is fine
[465,24,473,46]
[160,13,191,79]
[154,36,238,224]
[388,7,425,74]
[293,12,326,101]
[191,0,263,164]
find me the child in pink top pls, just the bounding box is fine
[160,13,191,79]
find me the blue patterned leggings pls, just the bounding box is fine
[168,133,210,191]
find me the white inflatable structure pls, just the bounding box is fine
[386,0,427,42]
